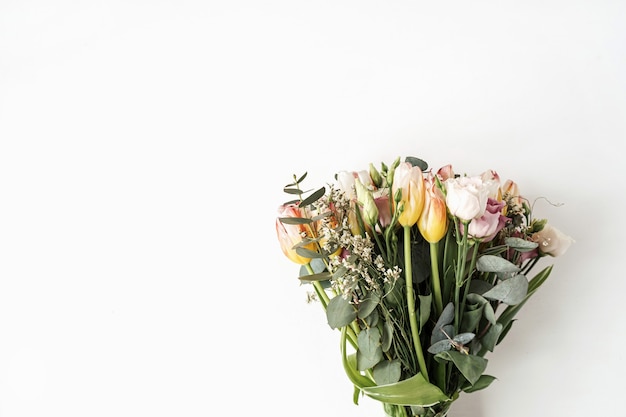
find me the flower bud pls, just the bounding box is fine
[369,163,383,188]
[355,178,379,227]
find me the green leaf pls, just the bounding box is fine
[462,375,497,393]
[479,323,503,352]
[418,294,432,330]
[496,265,553,335]
[299,186,326,208]
[361,373,449,406]
[282,187,304,195]
[298,271,331,283]
[357,328,383,371]
[482,274,528,305]
[381,321,394,352]
[340,328,448,407]
[373,360,401,385]
[435,351,487,386]
[295,247,324,259]
[358,293,380,319]
[504,237,538,252]
[327,296,357,329]
[278,216,312,225]
[476,255,520,274]
[405,156,429,171]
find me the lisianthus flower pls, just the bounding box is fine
[532,223,575,257]
[465,198,509,242]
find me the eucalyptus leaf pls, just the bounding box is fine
[381,321,394,352]
[496,265,553,330]
[476,255,520,274]
[299,186,326,208]
[482,274,528,305]
[468,279,493,295]
[278,216,312,225]
[373,360,401,385]
[295,247,324,259]
[480,323,503,352]
[365,309,379,327]
[428,339,452,354]
[435,351,488,386]
[359,293,381,319]
[327,295,357,329]
[431,324,453,345]
[435,302,455,328]
[298,271,332,283]
[461,307,483,333]
[504,237,539,252]
[357,328,383,371]
[405,156,429,171]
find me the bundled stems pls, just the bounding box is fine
[403,226,429,382]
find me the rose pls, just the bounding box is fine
[444,175,491,222]
[392,162,426,227]
[532,223,575,257]
[466,197,509,242]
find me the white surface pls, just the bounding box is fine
[0,1,624,416]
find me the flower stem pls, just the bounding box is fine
[429,241,444,316]
[454,220,470,334]
[403,226,429,382]
[305,263,359,349]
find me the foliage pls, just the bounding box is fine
[275,156,573,416]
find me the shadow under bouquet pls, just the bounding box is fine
[275,156,573,417]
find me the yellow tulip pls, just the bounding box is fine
[392,162,426,227]
[418,179,448,243]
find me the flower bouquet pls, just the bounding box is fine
[275,156,572,417]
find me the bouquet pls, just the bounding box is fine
[275,156,573,417]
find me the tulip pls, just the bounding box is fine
[418,179,448,243]
[276,204,316,264]
[436,164,455,182]
[480,169,501,199]
[392,162,426,227]
[501,179,522,215]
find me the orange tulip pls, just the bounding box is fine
[275,204,316,264]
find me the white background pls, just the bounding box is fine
[0,1,624,416]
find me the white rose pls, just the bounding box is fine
[444,176,490,221]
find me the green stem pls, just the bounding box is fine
[429,241,444,316]
[403,226,429,382]
[306,263,359,349]
[453,220,470,334]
